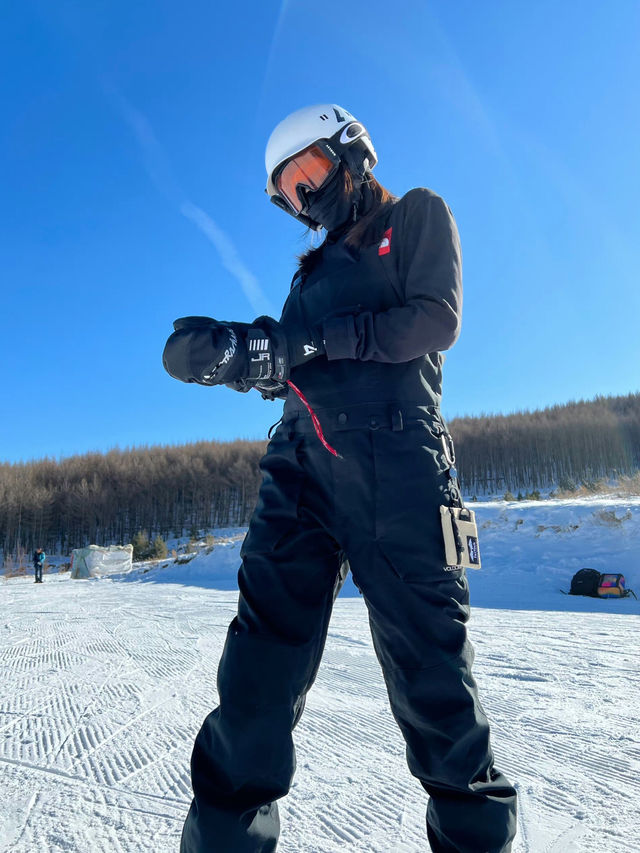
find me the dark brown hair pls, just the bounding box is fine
[297,173,397,278]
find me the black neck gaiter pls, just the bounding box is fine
[306,166,362,232]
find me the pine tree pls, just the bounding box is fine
[152,535,168,559]
[132,530,151,562]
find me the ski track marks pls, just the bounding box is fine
[1,576,639,852]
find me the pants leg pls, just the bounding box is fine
[354,558,517,853]
[337,424,517,853]
[181,431,342,853]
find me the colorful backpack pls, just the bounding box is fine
[597,573,631,598]
[568,568,637,599]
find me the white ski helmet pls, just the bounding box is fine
[265,104,377,226]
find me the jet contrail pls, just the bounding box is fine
[180,201,273,317]
[106,85,274,317]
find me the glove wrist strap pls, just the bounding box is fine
[246,328,274,381]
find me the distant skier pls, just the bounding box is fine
[33,547,45,583]
[164,104,517,852]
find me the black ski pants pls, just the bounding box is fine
[181,404,517,853]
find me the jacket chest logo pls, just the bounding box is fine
[378,227,392,256]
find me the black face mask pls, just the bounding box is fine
[305,166,361,232]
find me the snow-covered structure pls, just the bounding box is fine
[70,544,133,579]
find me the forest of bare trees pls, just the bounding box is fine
[0,440,265,563]
[449,393,640,495]
[1,393,639,562]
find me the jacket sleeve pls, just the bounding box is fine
[321,189,462,362]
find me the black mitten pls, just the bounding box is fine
[162,317,249,385]
[163,315,326,387]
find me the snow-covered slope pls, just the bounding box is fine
[1,497,639,852]
[118,496,640,612]
[467,496,640,610]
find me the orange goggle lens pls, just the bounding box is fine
[275,145,337,213]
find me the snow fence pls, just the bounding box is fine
[70,544,133,579]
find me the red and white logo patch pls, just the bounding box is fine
[378,227,392,256]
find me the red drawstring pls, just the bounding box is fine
[286,380,342,458]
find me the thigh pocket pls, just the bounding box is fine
[372,425,464,583]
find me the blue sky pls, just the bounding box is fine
[2,0,639,463]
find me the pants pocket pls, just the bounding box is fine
[372,425,464,583]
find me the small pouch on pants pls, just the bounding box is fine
[440,506,481,569]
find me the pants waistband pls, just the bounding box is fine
[282,403,442,434]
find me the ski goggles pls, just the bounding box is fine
[273,143,339,214]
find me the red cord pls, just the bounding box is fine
[286,380,342,458]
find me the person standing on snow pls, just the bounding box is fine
[163,103,517,853]
[33,547,45,583]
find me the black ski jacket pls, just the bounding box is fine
[280,187,462,414]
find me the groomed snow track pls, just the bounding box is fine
[1,575,639,852]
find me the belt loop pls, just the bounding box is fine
[391,409,404,431]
